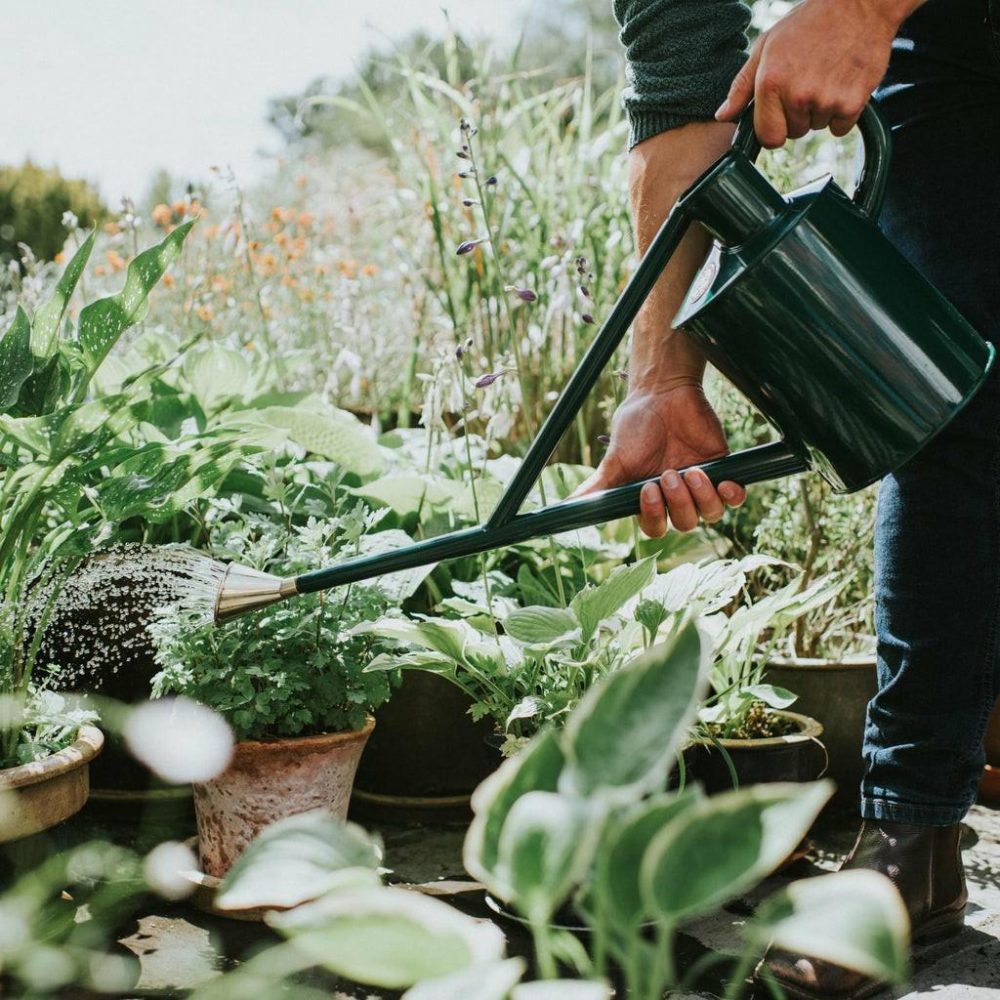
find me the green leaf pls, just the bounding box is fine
[216,810,383,911]
[182,343,252,413]
[353,529,437,603]
[31,231,95,358]
[267,886,505,989]
[559,623,708,801]
[641,780,834,924]
[503,605,580,645]
[750,870,909,984]
[78,222,194,377]
[352,616,472,664]
[571,557,656,640]
[511,983,612,1000]
[402,959,526,1000]
[591,789,702,928]
[0,307,33,411]
[743,683,798,710]
[0,412,50,454]
[253,404,383,477]
[464,728,566,893]
[495,791,599,924]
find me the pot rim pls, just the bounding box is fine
[0,725,104,790]
[698,709,824,750]
[768,654,876,670]
[231,715,375,753]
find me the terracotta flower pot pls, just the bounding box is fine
[765,656,877,805]
[193,717,374,878]
[682,710,826,795]
[0,726,104,842]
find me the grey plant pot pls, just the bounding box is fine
[764,656,877,807]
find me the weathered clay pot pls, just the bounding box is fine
[765,655,877,805]
[193,718,374,878]
[682,710,826,795]
[0,726,104,842]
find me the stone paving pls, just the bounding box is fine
[15,796,1000,997]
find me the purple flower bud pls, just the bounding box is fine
[579,285,591,299]
[462,198,479,207]
[598,435,611,445]
[459,118,472,132]
[473,370,507,388]
[465,336,474,349]
[455,343,465,360]
[456,238,487,255]
[581,313,595,325]
[456,150,470,159]
[504,284,537,303]
[486,175,498,186]
[458,169,476,178]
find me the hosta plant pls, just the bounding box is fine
[206,623,910,999]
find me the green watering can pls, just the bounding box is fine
[215,103,995,622]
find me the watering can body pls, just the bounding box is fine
[673,112,995,493]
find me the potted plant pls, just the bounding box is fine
[149,496,419,877]
[1,224,202,838]
[687,574,842,793]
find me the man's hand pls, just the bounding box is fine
[575,385,746,538]
[715,0,922,147]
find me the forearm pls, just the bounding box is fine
[627,120,735,395]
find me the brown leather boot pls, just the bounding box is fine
[755,820,967,1000]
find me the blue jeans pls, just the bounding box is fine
[863,0,1000,825]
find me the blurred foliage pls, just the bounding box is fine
[0,162,107,263]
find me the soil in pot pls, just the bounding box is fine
[194,718,374,878]
[351,672,501,824]
[681,710,826,796]
[0,726,104,842]
[764,656,876,806]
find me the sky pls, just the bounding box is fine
[2,0,532,205]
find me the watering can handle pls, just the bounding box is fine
[731,100,892,219]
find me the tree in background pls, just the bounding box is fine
[0,162,107,262]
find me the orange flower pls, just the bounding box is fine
[298,287,316,302]
[162,273,175,288]
[295,174,308,189]
[256,251,277,275]
[54,251,66,264]
[211,276,232,294]
[361,263,378,277]
[151,203,172,227]
[280,274,299,288]
[297,212,314,229]
[271,206,290,224]
[337,259,357,279]
[94,265,107,277]
[107,250,126,272]
[103,221,122,236]
[171,199,187,216]
[196,305,214,322]
[314,264,329,277]
[275,232,289,249]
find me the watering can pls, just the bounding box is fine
[215,102,995,622]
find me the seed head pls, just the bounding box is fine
[581,313,595,325]
[456,150,470,160]
[456,238,487,256]
[486,175,498,187]
[505,285,537,303]
[473,369,509,389]
[462,198,479,207]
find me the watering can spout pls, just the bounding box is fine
[214,563,298,623]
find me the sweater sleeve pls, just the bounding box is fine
[613,0,752,149]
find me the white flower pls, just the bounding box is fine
[143,841,199,899]
[61,210,79,230]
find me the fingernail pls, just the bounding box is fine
[663,471,681,489]
[719,484,735,502]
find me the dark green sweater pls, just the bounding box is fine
[613,0,752,148]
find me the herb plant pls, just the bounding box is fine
[150,493,423,741]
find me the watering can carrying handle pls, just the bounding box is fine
[731,100,893,218]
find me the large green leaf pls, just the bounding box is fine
[749,870,909,984]
[402,959,526,1000]
[571,557,655,640]
[182,343,252,414]
[591,788,702,928]
[268,886,505,989]
[641,781,833,924]
[78,222,194,378]
[559,623,708,801]
[495,790,600,924]
[464,728,565,893]
[31,231,95,359]
[353,529,437,603]
[216,810,383,911]
[254,404,383,477]
[0,307,33,411]
[503,605,580,645]
[0,413,50,454]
